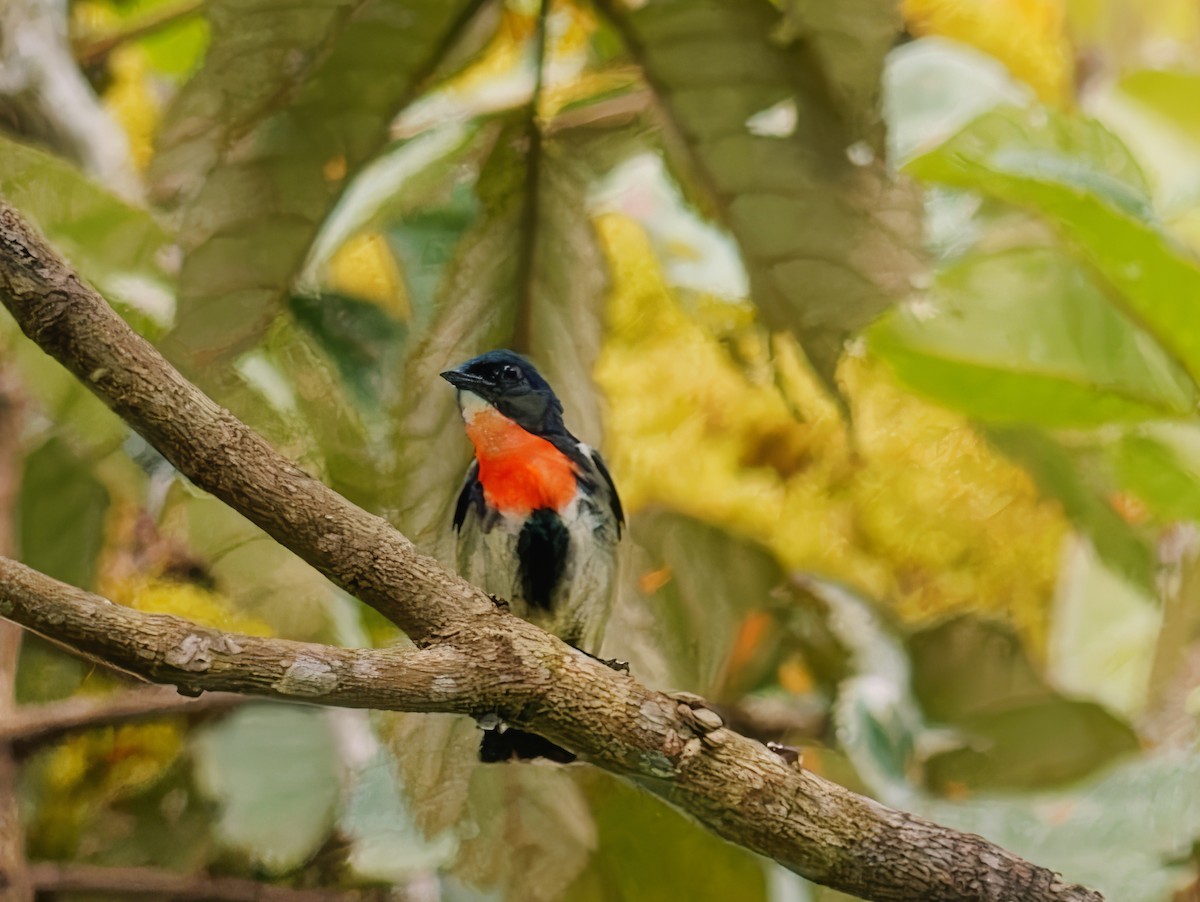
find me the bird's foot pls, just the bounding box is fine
[766,741,804,769]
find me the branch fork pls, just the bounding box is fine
[0,200,1103,902]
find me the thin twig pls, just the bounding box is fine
[0,363,31,902]
[0,685,244,749]
[30,863,383,901]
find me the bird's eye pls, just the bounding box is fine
[500,364,521,382]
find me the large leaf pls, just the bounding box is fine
[1109,426,1200,524]
[339,748,457,882]
[151,0,486,370]
[567,769,767,902]
[17,438,109,589]
[380,711,595,902]
[598,0,922,390]
[288,292,407,414]
[871,247,1197,425]
[605,509,786,693]
[908,618,1139,792]
[883,37,1033,165]
[191,705,341,875]
[0,134,173,328]
[924,753,1200,902]
[987,427,1156,591]
[909,104,1200,389]
[1049,540,1160,719]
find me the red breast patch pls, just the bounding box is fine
[465,407,576,516]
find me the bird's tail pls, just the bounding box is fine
[479,725,575,763]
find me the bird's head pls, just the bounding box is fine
[440,350,565,436]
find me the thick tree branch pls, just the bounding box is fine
[0,558,477,715]
[0,200,1103,902]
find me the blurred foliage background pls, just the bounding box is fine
[3,0,1200,900]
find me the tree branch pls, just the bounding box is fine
[0,362,32,902]
[0,685,244,749]
[0,199,1104,902]
[29,863,384,901]
[0,558,477,715]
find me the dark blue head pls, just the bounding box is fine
[440,350,566,435]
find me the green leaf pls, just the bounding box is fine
[1118,69,1200,146]
[1049,540,1159,718]
[776,0,898,146]
[908,618,1139,791]
[192,705,341,875]
[925,699,1138,792]
[302,121,486,315]
[883,37,1033,165]
[797,577,924,802]
[907,617,1051,722]
[151,0,486,370]
[1110,428,1200,523]
[909,104,1200,389]
[339,750,456,882]
[810,571,1194,900]
[18,438,109,589]
[924,753,1200,902]
[870,247,1197,425]
[288,292,406,411]
[600,0,921,390]
[606,509,785,693]
[0,135,173,329]
[269,315,386,511]
[455,764,595,902]
[567,769,768,902]
[174,490,341,641]
[13,637,87,705]
[379,712,596,901]
[987,427,1156,591]
[379,126,615,888]
[386,189,479,328]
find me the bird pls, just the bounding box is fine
[441,349,623,761]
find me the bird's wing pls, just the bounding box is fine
[453,459,484,532]
[587,447,624,536]
[544,434,624,538]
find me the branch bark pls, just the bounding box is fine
[0,200,1104,902]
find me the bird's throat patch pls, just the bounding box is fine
[463,403,576,516]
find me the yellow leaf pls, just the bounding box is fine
[104,575,274,637]
[325,231,409,317]
[102,44,162,170]
[595,213,1068,649]
[904,0,1073,104]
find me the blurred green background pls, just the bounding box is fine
[2,0,1200,899]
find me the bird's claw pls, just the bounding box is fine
[766,741,804,769]
[600,657,630,673]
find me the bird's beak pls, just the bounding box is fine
[440,369,489,392]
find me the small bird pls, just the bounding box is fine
[442,350,623,760]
